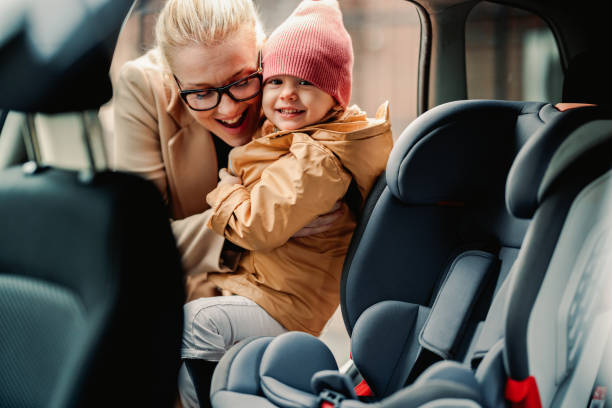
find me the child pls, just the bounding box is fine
[180,1,392,405]
[201,0,393,337]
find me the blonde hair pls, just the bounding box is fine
[155,0,265,70]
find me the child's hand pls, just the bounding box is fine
[218,168,242,186]
[292,201,344,237]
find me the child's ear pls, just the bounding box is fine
[328,104,346,121]
[321,105,345,123]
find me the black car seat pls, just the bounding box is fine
[207,102,612,408]
[376,104,612,408]
[344,102,612,408]
[0,1,186,407]
[206,99,597,408]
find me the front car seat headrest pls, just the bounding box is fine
[0,0,133,113]
[386,100,554,205]
[506,105,612,219]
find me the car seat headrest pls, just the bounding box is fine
[562,51,612,105]
[386,100,551,205]
[506,105,612,218]
[0,0,132,113]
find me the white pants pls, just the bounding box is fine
[179,296,287,407]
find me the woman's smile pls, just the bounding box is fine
[216,108,248,128]
[171,26,261,146]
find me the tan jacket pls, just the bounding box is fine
[112,49,238,299]
[206,103,393,335]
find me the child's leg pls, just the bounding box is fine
[179,295,287,407]
[182,295,287,360]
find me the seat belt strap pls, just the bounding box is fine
[505,376,543,408]
[354,379,374,397]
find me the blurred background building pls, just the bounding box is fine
[107,0,421,140]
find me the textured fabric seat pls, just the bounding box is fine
[0,169,186,408]
[363,103,612,408]
[207,99,600,408]
[0,1,186,407]
[501,108,612,407]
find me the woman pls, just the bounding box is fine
[112,0,341,406]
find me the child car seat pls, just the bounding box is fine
[206,100,600,408]
[338,103,612,408]
[502,109,612,407]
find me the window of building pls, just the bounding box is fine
[465,2,562,102]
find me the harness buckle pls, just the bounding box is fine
[318,389,345,408]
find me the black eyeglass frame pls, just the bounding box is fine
[174,52,263,112]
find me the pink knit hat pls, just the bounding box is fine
[262,0,353,108]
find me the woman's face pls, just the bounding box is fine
[171,27,261,147]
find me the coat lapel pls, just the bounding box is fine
[167,124,219,219]
[164,79,219,219]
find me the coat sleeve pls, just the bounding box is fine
[112,60,169,204]
[206,138,352,251]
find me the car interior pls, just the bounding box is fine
[0,0,610,407]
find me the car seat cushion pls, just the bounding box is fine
[210,336,273,397]
[386,100,547,204]
[419,251,499,359]
[257,332,338,407]
[211,391,279,408]
[537,119,612,202]
[0,275,91,407]
[506,105,612,218]
[351,300,430,398]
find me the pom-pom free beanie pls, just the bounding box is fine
[263,0,353,108]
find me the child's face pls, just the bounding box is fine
[262,75,336,131]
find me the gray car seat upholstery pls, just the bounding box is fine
[315,104,612,408]
[0,1,186,407]
[0,168,185,408]
[503,110,612,407]
[332,100,557,395]
[368,104,612,408]
[207,100,599,408]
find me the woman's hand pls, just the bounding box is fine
[292,201,344,237]
[218,168,242,186]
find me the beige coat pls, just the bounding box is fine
[112,49,239,299]
[206,104,393,335]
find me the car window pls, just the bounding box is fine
[465,1,563,102]
[334,0,421,135]
[105,0,420,141]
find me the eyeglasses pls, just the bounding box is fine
[174,52,262,111]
